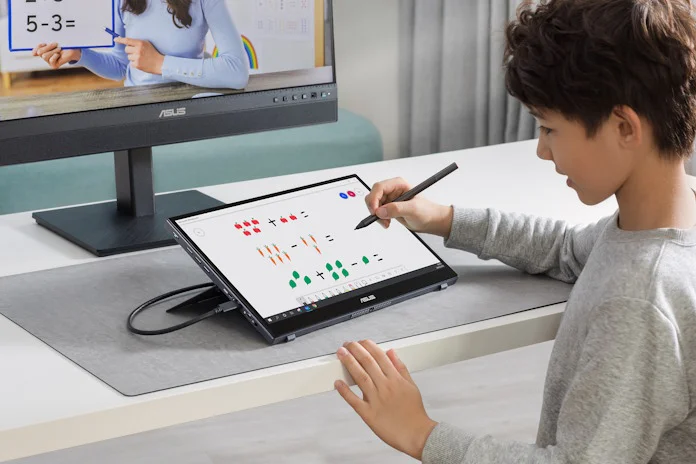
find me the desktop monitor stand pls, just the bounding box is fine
[32,147,223,257]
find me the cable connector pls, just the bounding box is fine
[216,301,241,314]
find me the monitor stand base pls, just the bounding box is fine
[32,147,223,257]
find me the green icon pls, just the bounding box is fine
[335,260,343,269]
[362,256,369,264]
[326,263,333,271]
[292,271,300,279]
[332,272,340,280]
[289,280,297,289]
[304,276,311,285]
[342,269,349,277]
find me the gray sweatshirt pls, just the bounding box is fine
[422,208,696,463]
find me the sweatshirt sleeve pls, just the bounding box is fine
[444,208,613,283]
[422,297,690,464]
[73,2,129,81]
[161,0,249,89]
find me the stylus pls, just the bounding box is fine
[105,27,120,38]
[355,162,459,230]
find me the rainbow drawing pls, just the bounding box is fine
[211,35,258,70]
[242,35,258,70]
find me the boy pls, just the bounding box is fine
[333,0,696,462]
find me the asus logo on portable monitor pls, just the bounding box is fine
[360,295,376,304]
[159,108,187,118]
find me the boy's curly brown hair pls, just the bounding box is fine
[505,0,696,159]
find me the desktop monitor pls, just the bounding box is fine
[0,0,337,256]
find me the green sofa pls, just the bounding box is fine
[0,109,383,215]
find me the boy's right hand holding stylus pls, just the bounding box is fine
[366,177,454,238]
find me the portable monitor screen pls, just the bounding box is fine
[170,176,455,338]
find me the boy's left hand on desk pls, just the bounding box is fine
[115,38,165,75]
[335,340,438,461]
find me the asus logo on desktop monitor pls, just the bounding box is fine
[360,295,376,304]
[159,108,187,118]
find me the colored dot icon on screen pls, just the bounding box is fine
[347,191,356,197]
[362,256,369,264]
[244,231,252,236]
[339,193,348,199]
[335,260,343,269]
[326,263,333,271]
[281,217,288,223]
[252,219,259,225]
[289,280,297,289]
[304,276,312,285]
[243,221,251,227]
[290,214,297,221]
[332,272,340,280]
[342,269,349,277]
[293,271,300,279]
[235,223,242,229]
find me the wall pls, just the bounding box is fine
[332,0,401,160]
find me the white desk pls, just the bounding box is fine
[0,140,620,461]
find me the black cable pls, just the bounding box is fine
[127,283,238,336]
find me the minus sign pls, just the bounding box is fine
[41,23,49,26]
[291,245,298,248]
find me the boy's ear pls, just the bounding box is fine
[612,105,643,150]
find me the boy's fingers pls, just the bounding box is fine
[387,349,414,384]
[335,380,368,417]
[337,346,376,395]
[359,340,399,378]
[344,341,386,386]
[376,201,412,220]
[368,178,409,213]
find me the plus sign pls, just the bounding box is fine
[268,219,277,227]
[316,271,325,280]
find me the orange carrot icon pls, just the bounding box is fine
[273,243,280,253]
[310,234,316,244]
[314,246,322,254]
[301,237,308,246]
[265,245,272,254]
[257,248,264,257]
[277,254,284,263]
[284,251,291,261]
[270,257,277,265]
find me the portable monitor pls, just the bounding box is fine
[167,175,458,344]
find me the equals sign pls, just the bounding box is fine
[66,20,76,28]
[326,235,334,242]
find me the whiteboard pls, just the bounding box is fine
[8,0,114,52]
[206,0,318,75]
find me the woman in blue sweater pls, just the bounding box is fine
[32,0,249,89]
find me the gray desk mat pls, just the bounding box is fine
[0,235,571,397]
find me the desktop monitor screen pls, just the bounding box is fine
[0,0,337,256]
[0,0,337,165]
